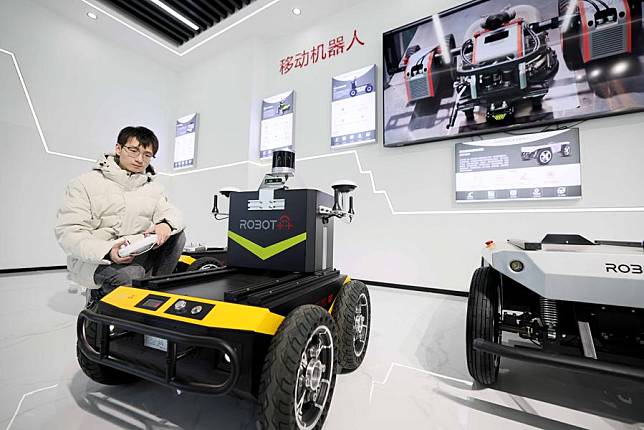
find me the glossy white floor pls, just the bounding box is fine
[0,270,642,430]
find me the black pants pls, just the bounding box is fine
[93,231,186,294]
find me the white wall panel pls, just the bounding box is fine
[2,0,642,292]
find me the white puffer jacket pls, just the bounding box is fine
[55,154,184,287]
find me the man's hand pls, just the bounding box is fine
[109,238,134,264]
[150,222,172,247]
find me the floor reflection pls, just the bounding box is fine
[491,358,644,424]
[68,371,258,430]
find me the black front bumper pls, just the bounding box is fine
[474,338,644,381]
[77,308,241,395]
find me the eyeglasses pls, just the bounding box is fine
[123,145,155,160]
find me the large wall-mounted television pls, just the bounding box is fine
[383,0,644,147]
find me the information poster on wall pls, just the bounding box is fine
[331,64,376,148]
[173,113,198,169]
[455,128,581,202]
[260,90,294,159]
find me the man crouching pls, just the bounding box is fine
[55,126,185,301]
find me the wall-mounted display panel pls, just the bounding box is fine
[455,128,581,202]
[173,113,198,169]
[260,90,294,159]
[383,0,644,147]
[331,64,377,148]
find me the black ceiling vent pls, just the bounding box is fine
[100,0,256,46]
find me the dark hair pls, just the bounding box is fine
[116,126,159,155]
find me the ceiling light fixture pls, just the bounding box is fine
[86,12,98,20]
[79,0,282,56]
[146,0,200,31]
[292,7,302,15]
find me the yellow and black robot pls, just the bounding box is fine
[77,150,370,430]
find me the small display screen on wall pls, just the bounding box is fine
[173,113,198,169]
[260,90,295,159]
[331,64,377,148]
[455,128,581,202]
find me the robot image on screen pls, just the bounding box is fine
[383,0,644,146]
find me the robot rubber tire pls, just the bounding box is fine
[466,266,502,386]
[77,305,139,385]
[332,280,371,373]
[186,256,224,271]
[561,144,572,157]
[259,305,337,430]
[537,148,553,165]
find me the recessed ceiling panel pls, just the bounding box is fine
[99,0,256,46]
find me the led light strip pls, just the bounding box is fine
[79,0,180,55]
[79,0,283,57]
[162,149,644,215]
[3,48,644,216]
[300,151,644,215]
[369,362,472,404]
[6,384,58,430]
[164,159,264,176]
[146,0,199,31]
[0,48,95,162]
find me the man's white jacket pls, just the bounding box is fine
[55,154,184,287]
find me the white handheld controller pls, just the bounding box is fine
[118,235,158,258]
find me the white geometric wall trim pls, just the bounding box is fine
[3,47,644,215]
[6,384,58,430]
[313,151,644,216]
[161,159,266,176]
[164,150,644,215]
[79,0,283,57]
[0,48,95,163]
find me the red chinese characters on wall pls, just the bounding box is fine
[279,29,365,75]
